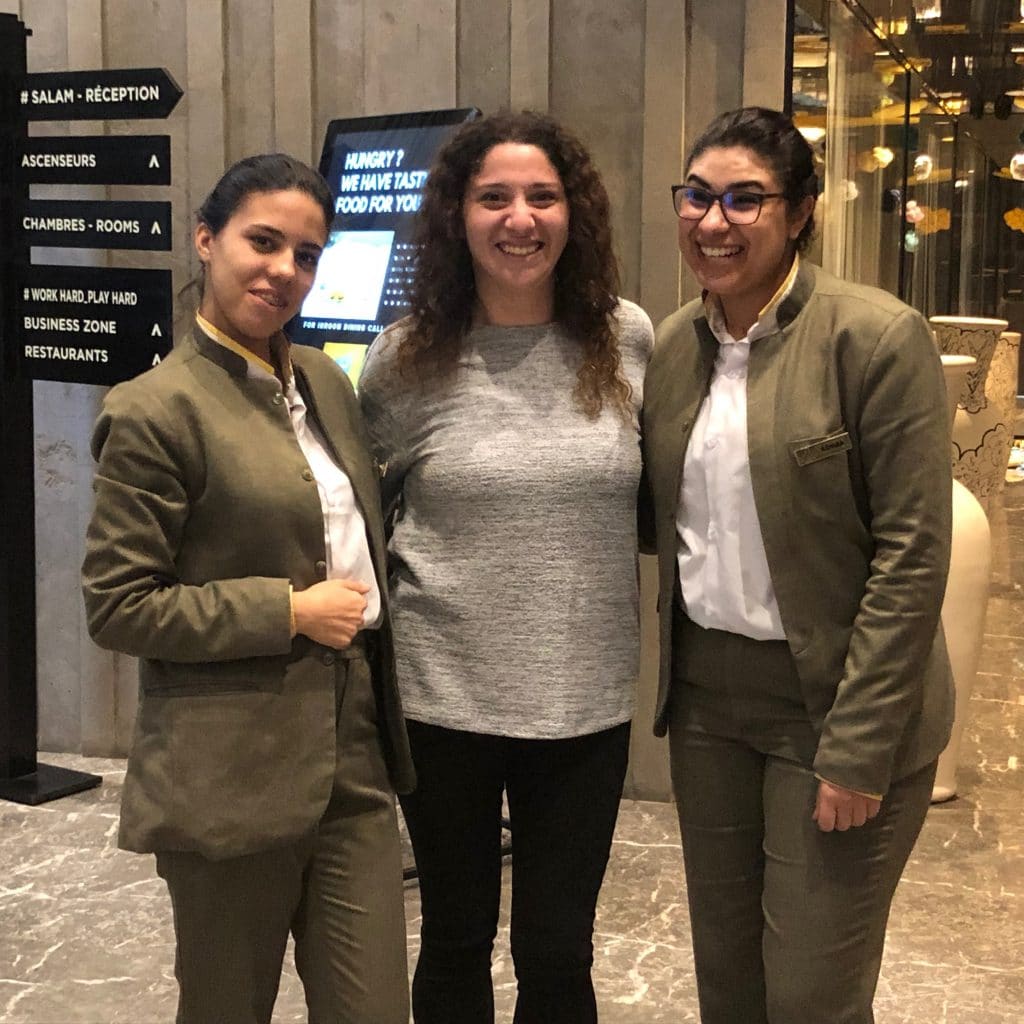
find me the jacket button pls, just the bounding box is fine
[315,560,327,578]
[302,468,314,482]
[322,652,335,666]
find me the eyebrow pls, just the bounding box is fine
[471,180,563,190]
[248,222,323,252]
[684,174,769,191]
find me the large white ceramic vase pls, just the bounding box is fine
[933,355,991,803]
[929,316,1010,515]
[988,330,1021,504]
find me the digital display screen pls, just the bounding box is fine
[289,108,479,384]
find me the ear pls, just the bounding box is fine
[788,195,815,241]
[194,221,214,262]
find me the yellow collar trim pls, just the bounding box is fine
[757,253,800,321]
[195,313,280,377]
[703,253,800,336]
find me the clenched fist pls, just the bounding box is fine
[291,578,370,648]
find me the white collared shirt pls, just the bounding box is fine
[675,260,800,641]
[196,315,381,627]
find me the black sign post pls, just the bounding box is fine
[21,135,171,185]
[21,199,172,250]
[0,20,179,804]
[0,14,101,804]
[21,67,183,121]
[17,264,173,384]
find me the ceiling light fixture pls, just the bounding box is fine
[798,126,826,144]
[1011,130,1024,182]
[912,1,942,20]
[873,146,895,168]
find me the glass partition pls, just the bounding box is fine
[791,0,1023,321]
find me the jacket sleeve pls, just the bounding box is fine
[635,313,658,556]
[637,418,658,556]
[358,340,410,534]
[812,309,952,795]
[81,386,293,662]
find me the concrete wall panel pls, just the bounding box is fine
[457,0,511,113]
[510,0,548,112]
[274,0,314,162]
[311,0,364,137]
[549,0,645,301]
[225,0,276,159]
[363,2,456,114]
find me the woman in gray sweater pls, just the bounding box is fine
[359,111,652,1023]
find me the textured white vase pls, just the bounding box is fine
[930,316,1010,515]
[988,330,1021,500]
[933,355,991,803]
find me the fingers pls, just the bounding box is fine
[337,578,371,594]
[812,781,883,833]
[850,801,868,829]
[292,578,371,646]
[813,794,836,833]
[332,621,360,648]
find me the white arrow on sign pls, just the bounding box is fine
[152,353,162,366]
[152,324,163,337]
[151,222,162,235]
[149,155,161,168]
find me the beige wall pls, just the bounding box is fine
[12,0,789,798]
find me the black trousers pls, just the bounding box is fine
[400,718,631,1024]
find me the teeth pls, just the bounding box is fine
[700,246,741,258]
[499,242,541,256]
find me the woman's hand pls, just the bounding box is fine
[292,579,370,648]
[812,779,882,833]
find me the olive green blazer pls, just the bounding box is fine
[640,261,954,797]
[82,327,414,860]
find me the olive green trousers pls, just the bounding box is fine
[669,610,935,1024]
[155,647,409,1024]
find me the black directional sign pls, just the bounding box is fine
[21,67,183,121]
[16,264,173,385]
[20,135,171,185]
[22,199,172,251]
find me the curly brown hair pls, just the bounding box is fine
[399,110,631,420]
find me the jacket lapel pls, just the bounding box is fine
[291,353,389,588]
[652,312,717,505]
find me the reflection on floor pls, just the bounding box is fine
[3,496,1023,1023]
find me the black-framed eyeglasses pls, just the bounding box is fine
[671,185,787,225]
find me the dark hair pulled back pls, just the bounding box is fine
[197,152,333,234]
[400,110,631,421]
[179,153,333,314]
[685,107,818,252]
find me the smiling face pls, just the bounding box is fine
[194,188,327,353]
[679,145,813,334]
[462,142,569,323]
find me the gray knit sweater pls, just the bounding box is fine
[359,300,653,738]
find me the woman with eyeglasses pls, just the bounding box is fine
[639,107,953,1023]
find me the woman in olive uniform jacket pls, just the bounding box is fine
[82,153,413,1024]
[640,108,954,1023]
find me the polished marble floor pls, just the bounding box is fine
[3,497,1023,1023]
